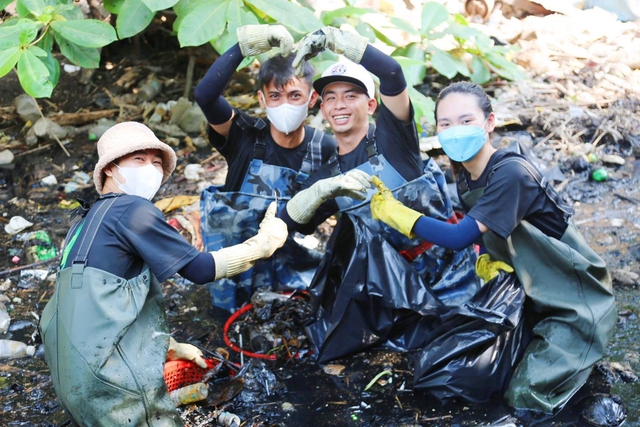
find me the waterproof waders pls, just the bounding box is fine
[460,156,617,413]
[40,196,181,426]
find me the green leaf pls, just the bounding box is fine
[388,16,419,36]
[429,48,465,79]
[319,6,377,26]
[420,2,449,35]
[408,86,435,129]
[141,0,179,12]
[0,46,22,78]
[354,21,375,43]
[51,19,117,48]
[484,51,526,81]
[392,42,426,87]
[54,33,100,68]
[40,49,59,87]
[17,47,53,97]
[18,18,41,46]
[36,26,54,51]
[29,44,46,57]
[17,0,46,17]
[177,1,228,47]
[103,0,125,14]
[469,55,490,84]
[0,0,14,9]
[444,21,478,42]
[173,0,209,16]
[0,19,22,47]
[55,2,84,20]
[116,0,154,39]
[212,4,259,55]
[245,0,322,35]
[369,25,399,49]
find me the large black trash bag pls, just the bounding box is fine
[412,271,530,403]
[305,214,451,364]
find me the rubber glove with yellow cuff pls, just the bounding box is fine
[475,253,514,282]
[286,169,372,225]
[237,24,294,57]
[210,202,288,280]
[370,176,423,238]
[167,337,208,369]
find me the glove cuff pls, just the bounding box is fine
[237,25,272,57]
[211,243,262,280]
[285,186,323,225]
[325,27,368,64]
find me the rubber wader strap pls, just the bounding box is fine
[296,128,325,185]
[69,196,119,289]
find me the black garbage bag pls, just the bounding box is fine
[412,270,530,403]
[305,214,452,364]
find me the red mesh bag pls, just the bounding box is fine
[163,359,216,393]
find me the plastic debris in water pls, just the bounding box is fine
[170,382,208,406]
[581,394,627,427]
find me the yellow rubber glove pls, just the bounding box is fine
[475,253,514,282]
[370,176,423,238]
[167,337,208,369]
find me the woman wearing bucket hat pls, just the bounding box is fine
[39,121,288,426]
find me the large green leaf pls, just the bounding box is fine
[17,0,46,17]
[212,4,259,55]
[0,46,22,78]
[0,19,22,47]
[319,6,377,26]
[173,0,210,16]
[54,33,100,68]
[55,2,84,20]
[141,0,179,12]
[41,49,60,87]
[51,19,117,48]
[484,51,526,81]
[429,48,466,79]
[408,86,435,129]
[36,26,54,51]
[177,1,228,47]
[420,2,448,35]
[103,0,125,14]
[392,42,426,87]
[245,0,321,35]
[18,18,41,46]
[354,21,375,43]
[369,25,398,49]
[116,0,154,39]
[0,0,14,9]
[444,21,478,43]
[469,55,490,84]
[388,16,419,36]
[17,47,53,97]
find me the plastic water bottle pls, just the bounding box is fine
[0,339,36,358]
[170,382,208,406]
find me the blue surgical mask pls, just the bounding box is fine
[438,122,487,162]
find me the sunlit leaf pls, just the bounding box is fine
[0,0,14,9]
[29,44,46,57]
[17,47,53,97]
[392,42,426,87]
[429,48,465,79]
[18,18,41,46]
[103,0,125,14]
[409,86,435,129]
[36,27,54,51]
[212,4,259,56]
[51,19,118,48]
[17,0,46,17]
[116,0,154,39]
[141,0,179,12]
[388,16,419,36]
[354,21,375,43]
[0,19,22,47]
[369,24,399,49]
[177,1,228,47]
[0,46,22,78]
[55,2,84,20]
[245,0,321,35]
[420,2,448,35]
[40,49,59,87]
[319,6,377,26]
[54,32,100,68]
[484,51,526,81]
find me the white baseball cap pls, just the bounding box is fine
[313,60,376,99]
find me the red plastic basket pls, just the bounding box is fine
[163,358,216,393]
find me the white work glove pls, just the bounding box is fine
[293,26,368,74]
[286,169,372,225]
[236,24,294,57]
[167,337,208,369]
[211,202,288,279]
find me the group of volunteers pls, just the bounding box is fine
[38,22,616,427]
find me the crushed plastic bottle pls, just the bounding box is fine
[0,339,36,358]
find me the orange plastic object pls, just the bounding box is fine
[163,358,216,393]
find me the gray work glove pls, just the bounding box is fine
[286,169,372,225]
[167,337,208,369]
[211,202,288,279]
[236,24,294,57]
[293,26,368,74]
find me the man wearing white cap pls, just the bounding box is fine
[39,122,287,426]
[277,28,479,362]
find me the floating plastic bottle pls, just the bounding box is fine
[0,339,36,358]
[170,382,208,406]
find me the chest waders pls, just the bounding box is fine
[306,126,479,362]
[460,157,617,413]
[201,128,328,312]
[39,196,181,426]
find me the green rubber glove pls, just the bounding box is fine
[475,253,514,282]
[370,176,423,238]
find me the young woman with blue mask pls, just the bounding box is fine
[370,81,617,415]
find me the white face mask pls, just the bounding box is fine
[114,163,163,200]
[261,92,310,135]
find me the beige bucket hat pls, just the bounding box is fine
[93,122,177,193]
